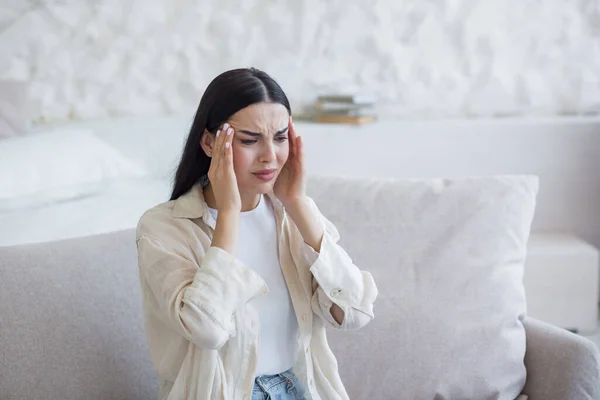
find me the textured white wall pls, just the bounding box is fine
[1,0,599,122]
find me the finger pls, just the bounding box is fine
[296,135,304,164]
[210,126,221,161]
[215,123,229,153]
[209,127,222,173]
[224,125,235,167]
[223,125,234,153]
[213,123,230,169]
[288,116,296,159]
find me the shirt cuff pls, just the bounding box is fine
[305,232,364,309]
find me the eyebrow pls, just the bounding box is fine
[239,127,289,137]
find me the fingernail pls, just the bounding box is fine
[290,116,293,123]
[225,142,230,149]
[227,128,233,136]
[223,123,229,130]
[216,130,220,137]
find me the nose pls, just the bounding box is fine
[259,141,276,163]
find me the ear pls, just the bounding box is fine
[200,129,216,157]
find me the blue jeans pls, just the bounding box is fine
[251,368,306,400]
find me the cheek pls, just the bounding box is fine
[277,144,290,164]
[231,145,253,171]
[233,145,246,171]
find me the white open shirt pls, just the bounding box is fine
[136,183,379,400]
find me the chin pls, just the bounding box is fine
[242,181,273,196]
[256,182,275,194]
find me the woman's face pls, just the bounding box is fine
[226,102,290,196]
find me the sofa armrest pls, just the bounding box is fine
[521,317,600,400]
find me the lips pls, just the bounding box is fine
[252,169,277,181]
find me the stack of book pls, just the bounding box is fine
[309,94,377,125]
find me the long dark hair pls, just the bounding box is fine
[170,68,291,201]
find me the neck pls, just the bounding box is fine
[203,184,261,212]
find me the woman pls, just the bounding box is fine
[136,68,378,400]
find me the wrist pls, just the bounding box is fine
[284,196,324,253]
[282,196,310,213]
[218,208,240,219]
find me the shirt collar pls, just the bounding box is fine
[171,182,284,229]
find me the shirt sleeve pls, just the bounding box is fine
[136,235,267,350]
[297,198,379,331]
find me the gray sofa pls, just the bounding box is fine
[1,177,600,400]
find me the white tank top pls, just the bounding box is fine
[208,195,299,376]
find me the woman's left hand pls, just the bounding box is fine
[274,116,306,207]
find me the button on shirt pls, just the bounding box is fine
[136,184,379,400]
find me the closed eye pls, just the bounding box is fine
[240,136,288,145]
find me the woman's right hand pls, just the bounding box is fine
[207,123,241,213]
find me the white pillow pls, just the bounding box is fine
[0,128,147,211]
[306,174,538,400]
